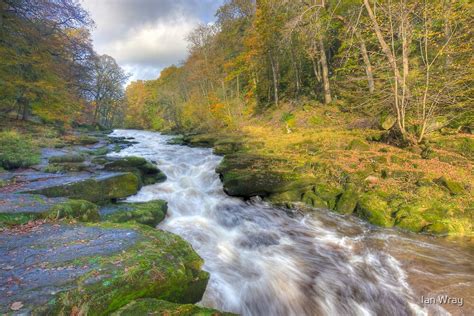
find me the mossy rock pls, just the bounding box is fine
[356,192,394,227]
[221,170,292,198]
[394,205,429,232]
[46,199,100,222]
[49,154,85,163]
[111,298,234,316]
[104,200,168,227]
[0,198,99,227]
[335,185,358,215]
[76,135,100,145]
[167,135,185,145]
[31,223,209,315]
[347,139,370,151]
[104,157,167,186]
[28,172,140,203]
[213,139,243,155]
[302,191,328,208]
[379,114,396,130]
[104,156,147,168]
[44,162,88,173]
[182,134,220,147]
[436,176,465,195]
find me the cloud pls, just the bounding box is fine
[81,0,223,81]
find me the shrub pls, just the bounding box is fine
[0,131,40,169]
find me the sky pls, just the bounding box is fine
[81,0,223,83]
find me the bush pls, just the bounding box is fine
[0,131,40,169]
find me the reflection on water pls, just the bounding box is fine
[110,130,473,316]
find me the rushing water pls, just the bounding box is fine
[110,130,473,316]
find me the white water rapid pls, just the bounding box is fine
[109,130,473,316]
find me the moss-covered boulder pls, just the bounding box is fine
[356,192,394,227]
[104,157,166,186]
[34,223,209,315]
[0,194,99,227]
[0,222,209,315]
[26,172,140,203]
[46,199,100,222]
[213,138,243,155]
[44,162,89,173]
[335,185,358,214]
[49,154,85,163]
[111,298,234,316]
[104,200,167,227]
[182,134,220,147]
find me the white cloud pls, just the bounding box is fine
[81,0,223,81]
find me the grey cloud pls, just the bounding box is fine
[81,0,223,81]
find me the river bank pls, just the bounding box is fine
[173,105,473,238]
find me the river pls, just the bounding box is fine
[109,130,473,316]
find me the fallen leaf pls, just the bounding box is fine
[10,301,23,311]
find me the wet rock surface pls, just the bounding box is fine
[0,223,138,314]
[0,193,66,214]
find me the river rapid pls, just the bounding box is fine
[109,130,473,316]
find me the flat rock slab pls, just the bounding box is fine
[0,223,138,313]
[0,194,67,214]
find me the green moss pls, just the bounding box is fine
[44,162,88,173]
[436,176,465,195]
[30,172,140,203]
[36,223,209,316]
[111,298,235,316]
[104,200,167,227]
[49,154,85,163]
[46,199,100,222]
[0,212,38,228]
[0,131,40,169]
[77,135,99,145]
[335,185,358,214]
[356,192,394,227]
[104,156,147,168]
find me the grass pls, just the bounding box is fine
[0,130,40,169]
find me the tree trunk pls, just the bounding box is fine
[363,0,404,89]
[270,54,279,106]
[358,37,375,93]
[318,39,332,104]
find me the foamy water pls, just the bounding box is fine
[109,130,473,316]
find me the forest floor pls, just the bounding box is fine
[180,103,473,238]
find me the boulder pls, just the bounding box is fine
[48,154,85,164]
[356,192,394,227]
[335,185,358,214]
[0,222,209,315]
[103,200,168,227]
[104,156,166,186]
[380,115,396,130]
[23,172,140,203]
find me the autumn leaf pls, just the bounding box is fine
[10,301,24,311]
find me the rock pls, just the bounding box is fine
[48,154,85,163]
[213,139,243,155]
[45,199,100,222]
[167,135,185,145]
[23,172,140,203]
[103,200,168,227]
[436,176,464,195]
[347,139,370,151]
[44,162,89,173]
[356,192,394,227]
[182,134,219,147]
[111,298,235,316]
[380,115,396,130]
[76,135,99,145]
[104,156,166,186]
[0,194,100,226]
[335,185,358,214]
[0,222,209,314]
[302,191,328,208]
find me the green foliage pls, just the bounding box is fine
[0,131,40,169]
